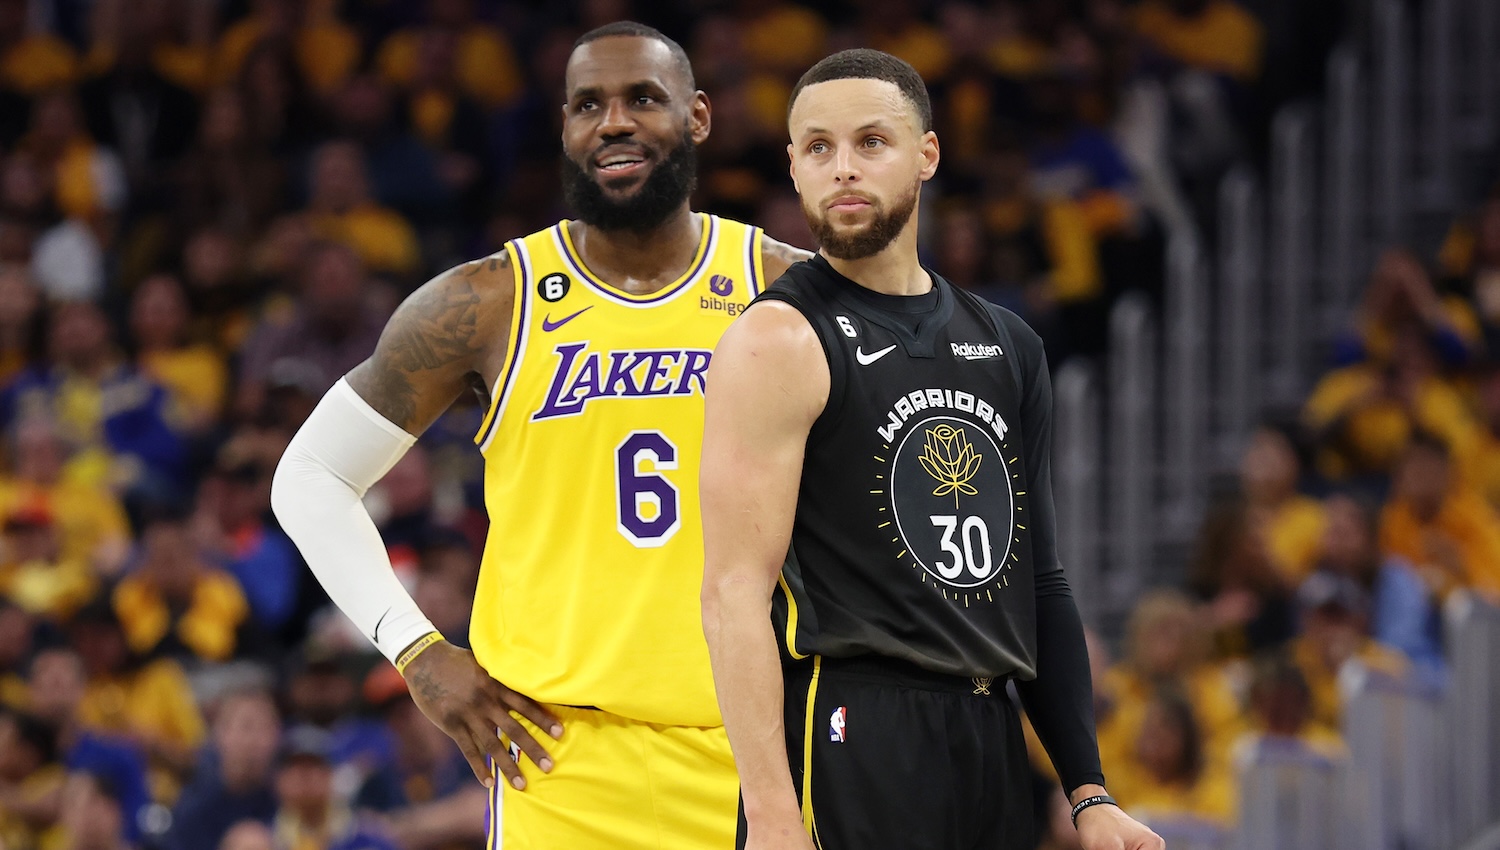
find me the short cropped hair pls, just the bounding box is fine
[574,21,695,89]
[787,48,932,132]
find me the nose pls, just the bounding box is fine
[833,145,858,184]
[598,98,635,138]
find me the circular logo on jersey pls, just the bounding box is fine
[538,273,571,302]
[889,416,1014,590]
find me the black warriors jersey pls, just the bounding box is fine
[760,255,1060,681]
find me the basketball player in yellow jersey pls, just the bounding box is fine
[272,20,809,850]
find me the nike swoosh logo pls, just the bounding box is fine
[372,608,391,644]
[542,306,592,332]
[855,344,898,365]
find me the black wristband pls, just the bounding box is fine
[1070,794,1118,827]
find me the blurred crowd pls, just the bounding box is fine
[0,0,1362,848]
[1050,213,1500,842]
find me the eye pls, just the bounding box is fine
[577,99,598,113]
[635,95,657,106]
[863,136,886,149]
[809,141,829,155]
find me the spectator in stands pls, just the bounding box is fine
[279,646,391,781]
[166,688,279,850]
[112,507,250,663]
[1024,69,1138,239]
[2,301,192,500]
[0,265,45,387]
[234,40,320,156]
[1096,590,1244,784]
[300,141,422,279]
[857,0,953,82]
[375,0,524,111]
[70,600,205,797]
[1234,652,1344,761]
[1304,320,1480,482]
[1379,434,1500,601]
[83,0,214,94]
[18,92,124,302]
[1240,425,1326,584]
[0,502,95,622]
[55,769,137,850]
[0,706,66,850]
[1288,572,1409,728]
[0,0,78,95]
[129,273,229,433]
[1109,686,1236,827]
[271,725,399,850]
[0,417,132,576]
[976,142,1104,361]
[327,76,448,230]
[176,87,287,236]
[25,647,152,846]
[0,597,35,705]
[1317,495,1445,682]
[76,1,201,213]
[395,28,492,225]
[213,0,360,97]
[192,444,300,641]
[1335,248,1480,370]
[181,226,259,354]
[235,241,387,420]
[1188,493,1297,658]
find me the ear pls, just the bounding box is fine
[690,91,712,145]
[787,143,801,195]
[918,130,940,183]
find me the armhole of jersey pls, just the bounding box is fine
[756,289,847,441]
[473,239,531,450]
[746,226,765,297]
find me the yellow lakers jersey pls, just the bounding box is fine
[471,214,764,728]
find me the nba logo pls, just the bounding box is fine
[829,706,847,743]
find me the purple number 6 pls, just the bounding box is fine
[615,431,680,547]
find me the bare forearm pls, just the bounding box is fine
[704,579,801,823]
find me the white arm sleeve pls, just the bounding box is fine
[271,378,437,663]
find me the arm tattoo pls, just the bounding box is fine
[357,253,510,430]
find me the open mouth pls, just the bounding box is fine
[595,149,650,176]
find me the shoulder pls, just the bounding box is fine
[956,286,1046,364]
[393,249,517,334]
[758,234,815,283]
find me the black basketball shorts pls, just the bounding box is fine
[737,654,1035,850]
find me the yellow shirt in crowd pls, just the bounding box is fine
[1379,489,1500,598]
[1133,0,1264,81]
[309,205,421,278]
[113,569,249,662]
[376,25,523,109]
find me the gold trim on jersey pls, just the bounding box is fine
[778,573,808,661]
[801,655,823,839]
[474,239,532,451]
[746,224,766,297]
[553,214,717,306]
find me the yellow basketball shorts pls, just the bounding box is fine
[490,704,739,849]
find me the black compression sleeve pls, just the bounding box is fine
[1007,318,1106,793]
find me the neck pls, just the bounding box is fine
[570,206,701,295]
[822,226,930,296]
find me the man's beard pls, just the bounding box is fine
[804,181,919,261]
[561,131,697,233]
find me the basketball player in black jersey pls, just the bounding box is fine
[700,50,1163,850]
